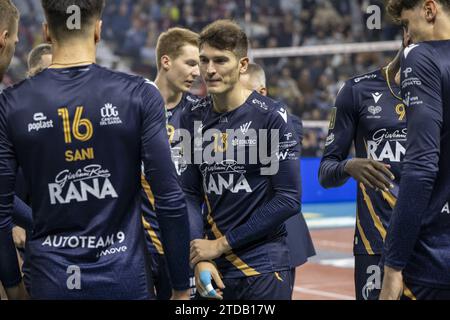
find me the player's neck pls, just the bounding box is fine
[434,27,450,41]
[155,75,183,110]
[430,17,450,41]
[211,83,252,113]
[49,41,96,69]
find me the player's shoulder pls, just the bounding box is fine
[183,93,203,110]
[336,69,383,100]
[403,42,433,58]
[402,42,447,66]
[0,77,33,106]
[348,69,383,88]
[95,64,158,92]
[247,91,283,113]
[178,94,210,128]
[183,94,210,114]
[247,91,291,124]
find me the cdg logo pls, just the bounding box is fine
[101,103,119,118]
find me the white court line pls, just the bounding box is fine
[315,240,353,249]
[294,287,354,300]
[318,258,355,269]
[304,281,355,290]
[306,217,355,229]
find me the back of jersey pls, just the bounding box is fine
[1,64,158,299]
[384,41,450,288]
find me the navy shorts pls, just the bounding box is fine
[221,270,293,300]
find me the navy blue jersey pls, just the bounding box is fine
[179,91,302,278]
[384,42,450,288]
[285,114,316,267]
[141,93,199,255]
[285,213,315,267]
[0,64,190,298]
[15,168,30,205]
[319,70,406,255]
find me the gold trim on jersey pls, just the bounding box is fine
[360,183,387,241]
[356,210,375,255]
[142,216,164,255]
[141,174,164,255]
[275,272,284,282]
[204,195,260,277]
[384,64,402,102]
[381,190,397,209]
[403,284,417,300]
[141,174,155,210]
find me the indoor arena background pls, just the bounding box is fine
[1,0,403,300]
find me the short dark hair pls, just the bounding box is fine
[27,43,52,76]
[199,20,248,59]
[387,0,450,22]
[41,0,105,40]
[0,0,19,31]
[156,28,199,71]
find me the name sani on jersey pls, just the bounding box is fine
[48,164,118,204]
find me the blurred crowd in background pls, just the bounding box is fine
[2,0,402,157]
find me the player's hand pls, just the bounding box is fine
[379,266,403,300]
[190,237,231,266]
[5,281,29,300]
[12,226,26,249]
[170,289,191,300]
[194,261,224,300]
[344,158,395,192]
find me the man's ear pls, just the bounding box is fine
[0,30,9,51]
[423,0,437,23]
[95,20,102,44]
[43,23,52,43]
[259,87,268,97]
[161,55,171,71]
[239,57,249,74]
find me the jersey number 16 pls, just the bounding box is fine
[58,107,93,144]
